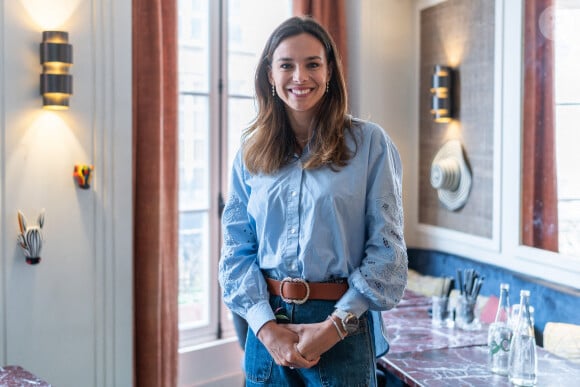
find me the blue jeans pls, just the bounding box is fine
[233,312,249,350]
[245,295,377,386]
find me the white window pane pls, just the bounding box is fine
[178,92,210,330]
[178,0,209,93]
[179,46,210,93]
[178,211,210,328]
[556,104,580,256]
[179,94,209,211]
[227,0,292,96]
[555,1,580,256]
[227,97,257,172]
[556,105,580,198]
[228,52,260,96]
[555,7,580,103]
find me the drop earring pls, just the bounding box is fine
[326,82,329,93]
[271,84,276,97]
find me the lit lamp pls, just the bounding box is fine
[430,65,453,123]
[40,31,73,110]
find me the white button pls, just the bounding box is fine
[291,191,297,197]
[290,228,296,234]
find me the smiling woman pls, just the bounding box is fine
[267,32,331,153]
[218,15,408,386]
[269,35,329,104]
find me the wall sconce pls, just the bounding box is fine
[430,65,453,123]
[40,31,73,110]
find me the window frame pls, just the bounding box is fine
[502,0,580,283]
[177,0,227,348]
[177,0,292,350]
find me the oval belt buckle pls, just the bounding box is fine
[280,277,310,304]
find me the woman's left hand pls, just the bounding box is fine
[286,318,343,361]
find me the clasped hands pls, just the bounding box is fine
[257,318,343,369]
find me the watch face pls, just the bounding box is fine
[343,314,359,333]
[335,310,359,334]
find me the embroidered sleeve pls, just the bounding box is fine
[218,152,275,333]
[341,128,408,313]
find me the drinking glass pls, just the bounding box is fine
[456,297,481,330]
[431,296,449,327]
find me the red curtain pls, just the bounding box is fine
[521,0,558,252]
[132,0,179,385]
[293,0,348,80]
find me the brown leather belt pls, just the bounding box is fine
[266,277,348,304]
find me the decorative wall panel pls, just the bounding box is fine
[418,0,495,238]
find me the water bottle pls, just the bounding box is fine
[488,283,512,375]
[508,290,537,386]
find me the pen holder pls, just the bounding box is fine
[456,297,480,330]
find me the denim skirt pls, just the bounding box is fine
[244,295,377,387]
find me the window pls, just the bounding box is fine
[521,0,580,257]
[554,2,580,256]
[177,0,291,347]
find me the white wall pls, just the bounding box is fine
[0,1,132,386]
[347,0,416,243]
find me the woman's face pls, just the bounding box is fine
[268,33,331,122]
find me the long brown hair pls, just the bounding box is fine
[242,16,355,174]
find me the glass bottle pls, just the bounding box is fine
[488,283,512,375]
[508,290,537,386]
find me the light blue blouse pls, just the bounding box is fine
[218,119,408,353]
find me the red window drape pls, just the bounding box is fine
[132,0,179,385]
[521,0,558,252]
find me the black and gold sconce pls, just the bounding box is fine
[430,65,453,123]
[40,31,73,110]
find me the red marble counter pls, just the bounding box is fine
[383,344,580,387]
[381,302,488,354]
[394,290,433,308]
[378,291,580,387]
[0,365,51,386]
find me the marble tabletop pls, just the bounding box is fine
[378,291,580,387]
[394,290,433,308]
[381,302,488,354]
[383,344,580,387]
[0,365,51,386]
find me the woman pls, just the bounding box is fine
[219,16,407,386]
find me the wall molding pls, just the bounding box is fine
[0,0,6,367]
[91,0,133,386]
